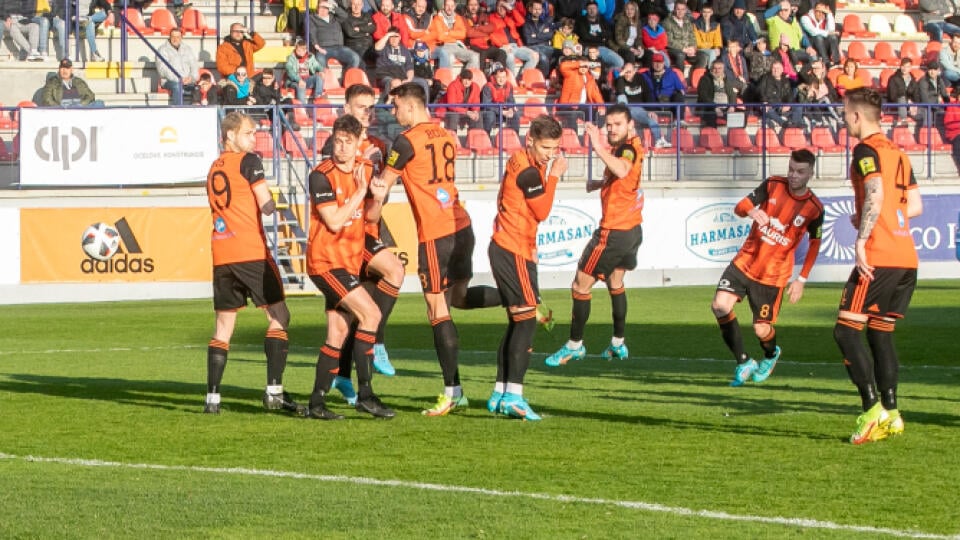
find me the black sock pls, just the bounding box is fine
[834,319,878,410]
[497,317,515,385]
[758,326,777,358]
[310,344,340,408]
[610,286,627,339]
[717,312,748,363]
[464,285,502,309]
[207,339,229,394]
[431,317,459,387]
[570,291,591,342]
[506,311,537,384]
[338,320,357,381]
[372,279,400,344]
[354,328,376,400]
[868,320,899,410]
[264,330,288,386]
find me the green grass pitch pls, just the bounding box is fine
[0,281,958,539]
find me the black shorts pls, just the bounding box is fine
[309,268,364,311]
[489,241,540,308]
[417,226,475,293]
[359,233,390,279]
[212,259,285,311]
[577,224,643,281]
[716,263,784,324]
[839,267,917,319]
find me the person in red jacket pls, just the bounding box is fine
[371,0,410,45]
[481,63,520,132]
[488,0,539,76]
[438,67,482,129]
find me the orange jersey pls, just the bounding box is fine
[850,133,920,269]
[599,135,645,230]
[386,122,471,242]
[492,149,560,262]
[306,158,375,275]
[207,151,270,266]
[732,177,824,287]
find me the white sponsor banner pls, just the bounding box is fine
[19,108,218,186]
[0,208,20,284]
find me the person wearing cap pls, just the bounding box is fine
[285,36,325,103]
[938,31,960,86]
[427,0,481,69]
[663,1,703,70]
[799,0,839,67]
[721,0,758,50]
[437,66,482,129]
[521,0,556,78]
[640,51,685,105]
[765,0,815,64]
[156,28,200,103]
[41,58,103,107]
[216,22,266,78]
[307,0,362,70]
[480,62,520,132]
[575,0,624,69]
[920,0,960,43]
[914,59,949,130]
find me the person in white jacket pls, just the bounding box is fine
[156,28,200,102]
[799,0,839,66]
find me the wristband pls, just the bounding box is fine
[796,276,807,283]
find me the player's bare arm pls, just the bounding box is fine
[584,123,630,179]
[855,176,883,280]
[317,180,368,233]
[747,206,770,227]
[365,176,388,223]
[906,188,923,218]
[252,182,276,216]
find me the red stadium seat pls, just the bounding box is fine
[782,127,810,149]
[122,8,154,35]
[811,127,844,153]
[322,69,345,96]
[698,127,733,153]
[728,127,759,154]
[434,67,456,88]
[891,126,926,151]
[856,68,875,88]
[879,68,897,91]
[925,41,942,64]
[254,131,274,158]
[149,8,177,35]
[342,67,372,91]
[447,129,472,156]
[900,41,922,65]
[678,128,705,154]
[467,128,497,156]
[689,67,706,90]
[757,128,790,153]
[846,42,875,65]
[290,99,316,127]
[311,97,338,126]
[837,127,860,149]
[841,14,875,38]
[519,68,548,94]
[181,8,216,36]
[917,126,951,150]
[873,42,899,67]
[496,128,524,154]
[520,97,547,124]
[559,128,588,154]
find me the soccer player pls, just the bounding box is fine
[381,82,498,416]
[321,84,405,408]
[835,87,923,445]
[487,115,567,421]
[544,103,645,368]
[204,111,300,415]
[305,114,395,420]
[710,149,824,386]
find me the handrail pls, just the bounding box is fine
[112,10,188,105]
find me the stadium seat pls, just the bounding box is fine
[678,128,705,154]
[311,97,338,126]
[446,129,472,156]
[314,129,331,151]
[917,126,951,150]
[559,128,589,154]
[925,40,942,63]
[181,8,216,36]
[689,67,706,90]
[322,69,345,96]
[698,127,733,153]
[469,67,487,86]
[842,14,875,37]
[827,66,841,87]
[290,99,316,127]
[811,126,844,153]
[496,128,523,154]
[873,42,898,67]
[837,127,860,149]
[900,41,922,65]
[879,68,896,91]
[519,68,548,94]
[520,97,547,124]
[148,8,177,35]
[893,14,919,35]
[467,128,497,156]
[867,14,893,35]
[282,131,309,157]
[0,104,11,129]
[254,131,274,158]
[781,127,810,149]
[856,68,874,88]
[728,127,760,154]
[434,67,456,88]
[121,8,154,35]
[891,126,926,151]
[846,42,876,65]
[342,67,372,90]
[757,128,789,153]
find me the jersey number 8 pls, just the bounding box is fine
[425,142,456,184]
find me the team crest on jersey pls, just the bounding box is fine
[386,150,400,168]
[793,215,805,227]
[621,148,636,162]
[858,156,877,175]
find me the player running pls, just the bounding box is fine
[544,103,645,368]
[710,149,824,386]
[304,115,394,420]
[203,111,300,415]
[487,115,567,420]
[835,87,923,444]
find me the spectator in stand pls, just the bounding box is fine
[481,62,520,132]
[285,36,324,103]
[522,0,556,78]
[374,25,432,96]
[583,43,615,100]
[575,0,624,69]
[694,3,723,69]
[342,0,377,64]
[405,0,449,67]
[308,0,362,70]
[252,69,300,131]
[641,10,671,68]
[438,66,481,129]
[557,49,605,128]
[216,22,266,77]
[799,0,839,67]
[222,66,257,106]
[663,1,703,69]
[714,0,760,19]
[766,0,815,64]
[554,0,584,20]
[887,57,917,126]
[372,0,409,45]
[697,59,739,127]
[722,38,749,94]
[41,58,104,106]
[756,58,793,128]
[462,0,509,71]
[79,0,108,61]
[1,0,42,61]
[721,0,758,50]
[774,33,802,86]
[835,57,864,96]
[939,31,960,87]
[612,0,644,65]
[157,28,200,101]
[552,16,577,50]
[38,0,66,59]
[920,0,960,42]
[794,57,840,128]
[193,71,221,106]
[642,51,686,103]
[282,0,315,39]
[372,77,404,141]
[914,60,949,130]
[745,35,773,86]
[411,39,436,83]
[489,0,539,77]
[615,61,673,147]
[429,0,481,68]
[942,95,960,172]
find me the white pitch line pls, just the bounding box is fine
[0,452,956,539]
[0,344,958,370]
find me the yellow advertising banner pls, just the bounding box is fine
[381,202,418,275]
[21,207,211,283]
